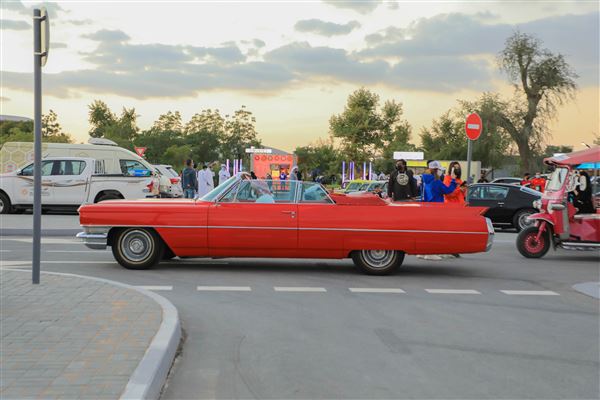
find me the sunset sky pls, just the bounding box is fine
[1,0,598,152]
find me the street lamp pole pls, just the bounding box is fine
[32,8,42,284]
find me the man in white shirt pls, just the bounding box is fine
[197,165,213,197]
[218,164,231,186]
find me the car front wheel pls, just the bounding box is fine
[516,226,551,258]
[351,250,405,275]
[112,228,164,270]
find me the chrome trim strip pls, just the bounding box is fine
[81,224,487,235]
[76,231,108,250]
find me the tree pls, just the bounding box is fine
[295,138,340,179]
[88,100,139,149]
[329,88,413,163]
[496,32,577,173]
[163,144,192,171]
[41,110,72,142]
[222,106,261,162]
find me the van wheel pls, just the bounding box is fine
[112,228,164,270]
[0,193,13,214]
[351,250,405,275]
[96,193,121,202]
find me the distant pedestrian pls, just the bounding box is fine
[197,165,213,197]
[477,171,489,183]
[530,172,546,192]
[182,159,198,199]
[443,161,466,204]
[250,171,258,180]
[521,173,531,187]
[378,171,386,181]
[388,159,417,201]
[218,164,231,186]
[421,160,457,203]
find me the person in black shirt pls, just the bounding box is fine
[388,159,417,201]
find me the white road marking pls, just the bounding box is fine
[46,250,108,253]
[0,250,12,252]
[349,288,405,293]
[196,286,252,291]
[425,289,481,294]
[501,290,560,296]
[4,238,81,244]
[135,285,173,291]
[274,287,327,292]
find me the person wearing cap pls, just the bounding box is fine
[421,160,457,203]
[218,164,231,186]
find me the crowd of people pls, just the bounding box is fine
[181,160,231,199]
[386,159,467,204]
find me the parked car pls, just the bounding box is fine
[0,157,157,214]
[154,164,182,198]
[77,174,494,275]
[467,183,541,231]
[491,177,522,185]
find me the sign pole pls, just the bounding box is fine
[466,139,473,185]
[32,8,43,284]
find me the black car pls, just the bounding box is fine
[467,183,541,231]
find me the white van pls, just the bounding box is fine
[0,138,153,176]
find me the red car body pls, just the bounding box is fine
[78,177,494,274]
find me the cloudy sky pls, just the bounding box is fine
[1,0,598,151]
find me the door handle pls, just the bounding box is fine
[281,211,296,218]
[497,202,504,206]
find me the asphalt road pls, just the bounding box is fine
[1,231,598,399]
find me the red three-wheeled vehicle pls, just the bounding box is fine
[517,146,600,258]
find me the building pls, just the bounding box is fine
[248,146,296,180]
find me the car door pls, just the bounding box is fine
[52,160,90,205]
[207,179,298,258]
[14,160,56,205]
[468,185,510,223]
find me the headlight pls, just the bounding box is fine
[533,199,542,210]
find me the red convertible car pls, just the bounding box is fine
[77,175,494,275]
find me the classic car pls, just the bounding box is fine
[467,183,541,231]
[77,174,494,275]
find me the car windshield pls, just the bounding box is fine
[546,167,568,192]
[165,166,179,178]
[345,182,361,192]
[200,175,238,202]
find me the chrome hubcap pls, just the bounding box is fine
[120,230,153,262]
[361,250,395,269]
[519,212,534,229]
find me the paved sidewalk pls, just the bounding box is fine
[0,215,81,236]
[1,269,172,399]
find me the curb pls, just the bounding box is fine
[2,268,181,400]
[0,229,80,237]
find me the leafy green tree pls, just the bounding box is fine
[88,100,139,149]
[163,144,192,172]
[495,32,578,173]
[222,106,261,162]
[419,95,511,170]
[295,138,340,179]
[1,111,71,146]
[41,110,72,142]
[329,88,413,164]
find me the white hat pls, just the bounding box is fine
[428,160,443,169]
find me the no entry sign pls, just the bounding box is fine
[465,113,483,140]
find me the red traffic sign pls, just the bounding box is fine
[465,113,483,140]
[134,147,147,157]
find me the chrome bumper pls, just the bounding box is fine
[485,217,495,252]
[76,228,109,250]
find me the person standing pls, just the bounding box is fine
[477,171,489,183]
[197,165,212,197]
[421,161,457,203]
[378,171,386,181]
[521,173,531,187]
[181,159,198,199]
[218,164,231,186]
[388,159,417,201]
[444,161,466,204]
[530,172,546,192]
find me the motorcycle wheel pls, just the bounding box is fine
[517,226,551,258]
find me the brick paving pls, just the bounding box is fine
[0,270,162,399]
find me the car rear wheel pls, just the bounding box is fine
[112,228,164,270]
[513,209,536,232]
[351,250,405,275]
[517,226,551,258]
